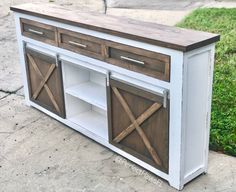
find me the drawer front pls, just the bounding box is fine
[58,28,103,60]
[108,78,169,173]
[105,42,170,81]
[20,18,58,46]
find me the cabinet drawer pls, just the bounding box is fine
[58,28,103,60]
[20,18,58,46]
[106,42,170,81]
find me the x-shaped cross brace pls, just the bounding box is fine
[27,53,61,113]
[112,87,163,166]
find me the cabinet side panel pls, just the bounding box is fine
[183,50,211,180]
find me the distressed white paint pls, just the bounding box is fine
[183,51,209,181]
[180,44,215,187]
[13,12,216,190]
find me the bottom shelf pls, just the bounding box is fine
[68,110,108,140]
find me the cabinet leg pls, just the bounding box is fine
[168,179,184,191]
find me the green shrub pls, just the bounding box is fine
[177,8,236,156]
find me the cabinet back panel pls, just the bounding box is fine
[63,61,90,88]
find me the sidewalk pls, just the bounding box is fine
[106,1,236,25]
[0,93,235,191]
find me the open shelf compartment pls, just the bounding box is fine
[63,61,107,110]
[62,61,108,140]
[65,94,108,140]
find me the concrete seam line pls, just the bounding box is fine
[0,86,23,94]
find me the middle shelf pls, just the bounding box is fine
[63,60,107,111]
[65,81,107,110]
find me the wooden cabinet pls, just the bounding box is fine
[108,78,169,172]
[11,3,220,190]
[25,46,65,118]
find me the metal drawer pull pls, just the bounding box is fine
[163,90,168,108]
[28,28,44,35]
[68,41,87,48]
[120,56,145,65]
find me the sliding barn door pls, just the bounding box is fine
[108,78,169,173]
[25,47,65,118]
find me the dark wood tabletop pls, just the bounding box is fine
[10,3,220,52]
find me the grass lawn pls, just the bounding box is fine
[177,8,236,156]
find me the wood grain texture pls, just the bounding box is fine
[112,87,162,166]
[108,79,169,173]
[11,3,220,52]
[21,18,58,46]
[113,102,162,143]
[25,48,65,118]
[105,41,170,81]
[58,28,103,60]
